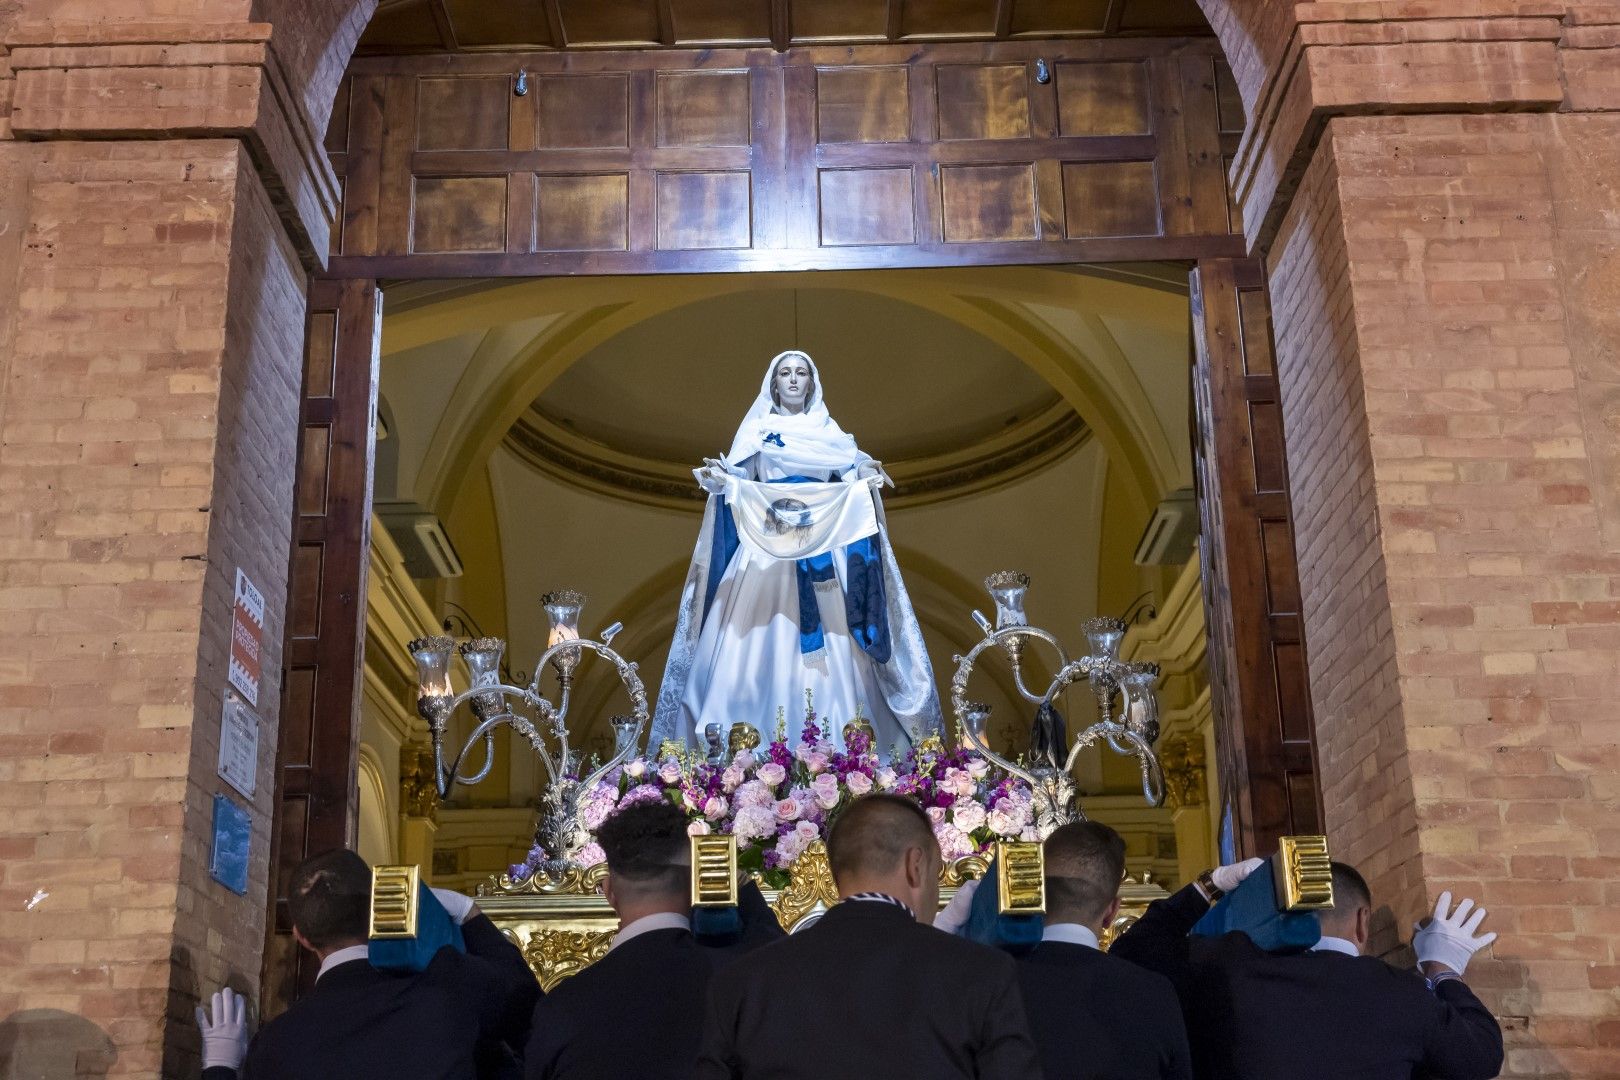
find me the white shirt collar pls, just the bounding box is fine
[611,911,690,952]
[317,944,371,981]
[1310,935,1362,958]
[1041,923,1101,950]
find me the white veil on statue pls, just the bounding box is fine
[651,351,943,751]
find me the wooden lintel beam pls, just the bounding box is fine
[886,0,904,41]
[769,0,791,52]
[543,0,567,49]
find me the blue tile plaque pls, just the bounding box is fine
[210,793,252,896]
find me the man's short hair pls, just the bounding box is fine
[827,794,935,884]
[289,849,371,949]
[1043,821,1126,924]
[1329,861,1372,913]
[596,800,689,898]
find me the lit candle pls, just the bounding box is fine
[548,624,579,649]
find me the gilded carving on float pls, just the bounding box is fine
[399,741,439,822]
[1160,734,1206,810]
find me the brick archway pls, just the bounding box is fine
[2,2,1620,1076]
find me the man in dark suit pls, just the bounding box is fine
[695,793,1043,1080]
[1017,821,1192,1079]
[523,801,784,1080]
[1111,857,1503,1080]
[199,848,540,1079]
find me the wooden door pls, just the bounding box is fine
[1191,257,1322,856]
[262,278,382,1013]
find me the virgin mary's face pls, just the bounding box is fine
[773,357,812,413]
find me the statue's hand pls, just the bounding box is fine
[697,465,728,495]
[855,460,894,488]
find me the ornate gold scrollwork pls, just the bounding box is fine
[399,741,439,823]
[480,861,608,898]
[942,853,991,887]
[524,929,615,992]
[769,841,840,931]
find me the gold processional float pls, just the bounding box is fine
[375,574,1331,989]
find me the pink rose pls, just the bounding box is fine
[721,765,744,793]
[732,750,756,770]
[794,820,819,842]
[757,762,788,788]
[775,830,809,862]
[932,823,973,861]
[575,842,606,868]
[774,796,804,822]
[966,758,991,779]
[952,799,987,833]
[687,820,711,836]
[941,768,976,797]
[875,767,898,790]
[805,751,831,776]
[658,760,683,784]
[926,806,947,826]
[703,795,729,821]
[845,771,874,796]
[811,773,841,810]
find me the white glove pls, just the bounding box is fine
[430,886,477,926]
[933,877,980,934]
[696,465,729,495]
[195,987,250,1071]
[1210,857,1265,895]
[854,460,893,489]
[1413,891,1496,975]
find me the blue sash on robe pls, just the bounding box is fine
[703,476,891,665]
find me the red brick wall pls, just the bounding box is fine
[0,139,303,1075]
[1269,110,1620,1077]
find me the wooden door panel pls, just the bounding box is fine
[262,278,380,1015]
[327,43,1246,276]
[1191,258,1323,857]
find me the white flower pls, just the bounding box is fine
[845,772,874,796]
[703,795,729,821]
[794,820,820,842]
[811,773,840,810]
[933,823,973,861]
[733,805,776,840]
[736,780,775,809]
[775,829,809,863]
[732,750,757,771]
[721,765,745,793]
[805,751,830,776]
[757,762,787,788]
[1019,827,1041,842]
[658,760,683,784]
[687,819,711,836]
[951,799,987,834]
[625,758,648,779]
[774,796,804,822]
[987,796,1029,837]
[926,805,948,826]
[875,767,898,790]
[966,757,990,779]
[941,768,976,798]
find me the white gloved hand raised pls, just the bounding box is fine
[1210,857,1266,895]
[933,877,979,935]
[430,886,478,926]
[195,987,251,1071]
[696,464,729,495]
[1413,891,1496,975]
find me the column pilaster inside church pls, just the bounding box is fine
[0,13,337,1073]
[1228,4,1620,1073]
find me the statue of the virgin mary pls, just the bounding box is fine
[651,350,943,751]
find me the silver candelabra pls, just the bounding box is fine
[952,570,1166,835]
[410,589,647,876]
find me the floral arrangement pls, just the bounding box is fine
[510,699,1040,889]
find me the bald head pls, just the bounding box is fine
[827,795,941,915]
[1043,821,1126,928]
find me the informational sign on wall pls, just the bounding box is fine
[209,794,252,896]
[229,569,265,707]
[217,689,259,799]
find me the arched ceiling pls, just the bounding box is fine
[534,287,1059,465]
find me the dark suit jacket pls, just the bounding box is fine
[207,913,540,1080]
[524,881,786,1080]
[696,900,1042,1080]
[1018,939,1192,1080]
[1110,885,1504,1080]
